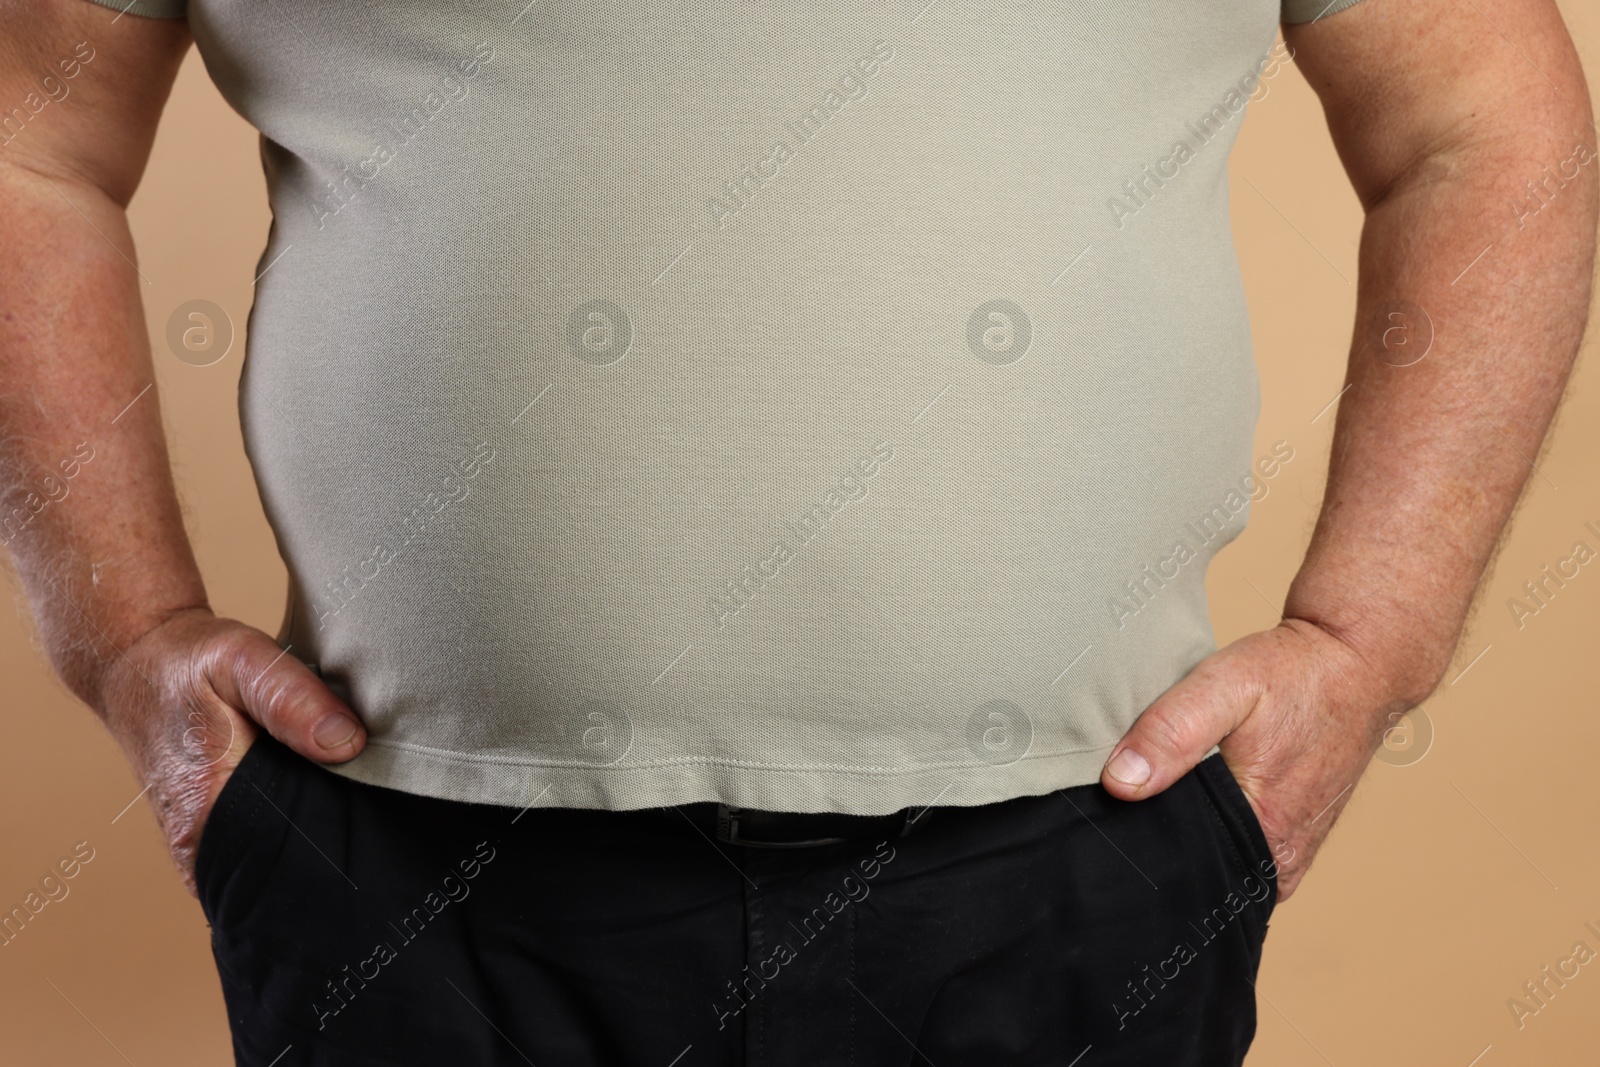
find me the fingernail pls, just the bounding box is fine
[313,716,360,750]
[1107,747,1151,786]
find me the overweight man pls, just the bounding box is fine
[2,0,1595,1063]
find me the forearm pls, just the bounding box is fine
[1283,118,1599,708]
[0,161,209,707]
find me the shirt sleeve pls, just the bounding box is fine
[1281,0,1368,23]
[80,0,187,18]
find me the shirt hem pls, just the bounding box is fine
[321,737,1132,816]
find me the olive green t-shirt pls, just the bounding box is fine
[91,0,1365,813]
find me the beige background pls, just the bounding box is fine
[3,7,1598,1064]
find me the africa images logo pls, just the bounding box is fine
[568,300,632,365]
[966,300,1032,365]
[711,441,895,629]
[707,40,896,230]
[966,699,1034,766]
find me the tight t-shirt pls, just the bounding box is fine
[90,0,1365,813]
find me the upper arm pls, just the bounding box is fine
[1283,0,1594,209]
[0,0,190,205]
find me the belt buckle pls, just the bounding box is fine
[715,804,923,848]
[716,804,850,849]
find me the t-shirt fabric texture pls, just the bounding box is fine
[88,0,1367,814]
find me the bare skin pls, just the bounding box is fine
[1100,0,1598,901]
[0,3,364,897]
[0,0,1594,906]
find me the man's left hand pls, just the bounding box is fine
[1099,618,1408,901]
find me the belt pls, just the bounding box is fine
[670,802,930,848]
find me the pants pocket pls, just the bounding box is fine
[194,733,289,928]
[1194,753,1278,913]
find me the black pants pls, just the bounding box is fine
[198,736,1277,1066]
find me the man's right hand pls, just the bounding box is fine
[2,9,365,898]
[94,608,365,897]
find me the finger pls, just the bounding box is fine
[204,627,366,763]
[1100,658,1260,801]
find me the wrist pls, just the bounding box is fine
[1279,593,1452,711]
[56,601,214,716]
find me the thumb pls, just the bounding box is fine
[1100,659,1257,801]
[205,628,366,763]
